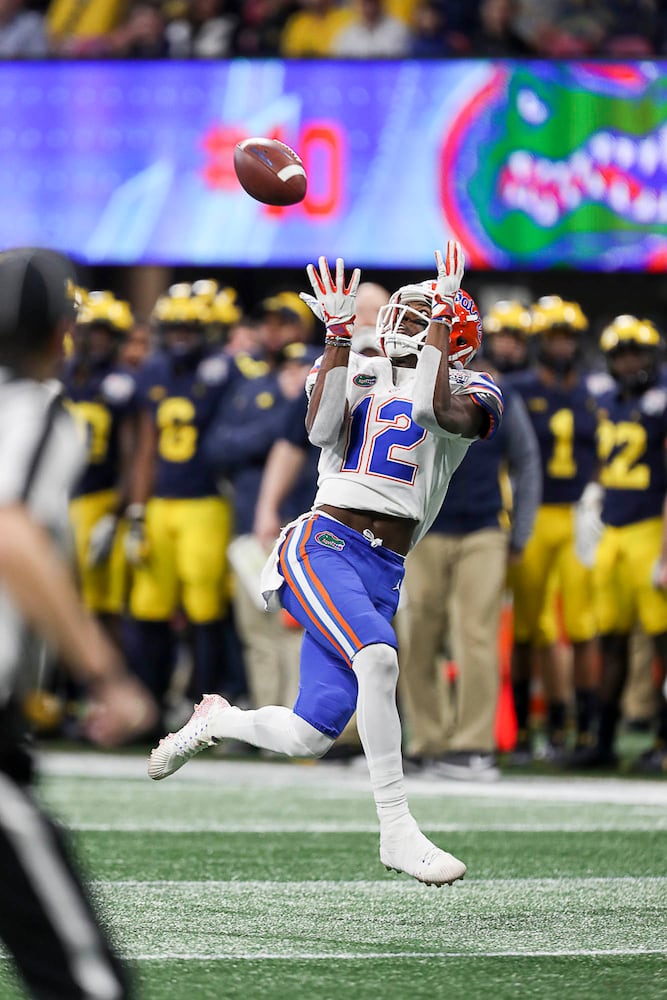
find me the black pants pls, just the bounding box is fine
[0,732,131,999]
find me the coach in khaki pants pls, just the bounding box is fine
[400,385,541,780]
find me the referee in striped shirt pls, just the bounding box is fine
[0,248,157,999]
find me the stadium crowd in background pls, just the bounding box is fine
[1,0,665,59]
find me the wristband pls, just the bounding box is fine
[326,322,353,337]
[432,298,455,323]
[325,335,352,349]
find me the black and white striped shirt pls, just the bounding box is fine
[0,369,84,706]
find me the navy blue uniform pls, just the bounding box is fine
[203,354,322,533]
[513,370,599,504]
[203,364,293,533]
[431,411,509,535]
[136,351,233,499]
[62,360,137,498]
[63,360,137,615]
[596,383,667,527]
[128,349,241,705]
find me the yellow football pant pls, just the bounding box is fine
[129,496,232,623]
[69,489,128,615]
[594,517,667,636]
[510,504,596,644]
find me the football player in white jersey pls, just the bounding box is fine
[149,242,503,887]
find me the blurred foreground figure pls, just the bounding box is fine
[0,247,156,999]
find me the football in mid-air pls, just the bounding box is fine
[233,137,307,207]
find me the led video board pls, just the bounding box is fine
[0,60,665,269]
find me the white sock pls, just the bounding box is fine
[208,704,333,758]
[352,643,413,834]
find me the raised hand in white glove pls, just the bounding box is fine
[87,513,118,567]
[303,256,361,337]
[432,241,465,322]
[574,482,604,569]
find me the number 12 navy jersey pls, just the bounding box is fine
[597,383,667,527]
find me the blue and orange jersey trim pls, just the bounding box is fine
[469,372,504,439]
[278,515,363,664]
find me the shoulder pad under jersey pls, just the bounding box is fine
[100,371,135,405]
[453,369,504,438]
[640,386,667,417]
[197,354,230,386]
[586,371,615,398]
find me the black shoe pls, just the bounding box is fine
[506,733,534,766]
[564,735,595,767]
[624,716,654,734]
[565,745,619,770]
[631,745,667,775]
[541,740,568,764]
[403,754,428,774]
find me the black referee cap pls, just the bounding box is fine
[0,248,77,353]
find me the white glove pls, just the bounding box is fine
[651,558,667,592]
[574,483,604,568]
[86,514,118,568]
[304,256,361,335]
[124,504,149,567]
[298,292,324,324]
[432,241,465,321]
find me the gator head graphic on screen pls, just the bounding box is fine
[442,63,667,270]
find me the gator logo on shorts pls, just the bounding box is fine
[315,530,346,551]
[353,373,377,387]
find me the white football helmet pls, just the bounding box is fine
[376,283,433,359]
[377,283,483,367]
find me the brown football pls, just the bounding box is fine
[233,137,307,207]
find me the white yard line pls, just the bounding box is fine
[94,877,667,888]
[128,948,667,960]
[71,821,667,833]
[39,751,667,807]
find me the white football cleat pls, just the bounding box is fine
[148,693,230,780]
[380,824,466,887]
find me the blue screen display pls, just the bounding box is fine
[1,60,665,269]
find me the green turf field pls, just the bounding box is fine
[1,751,665,999]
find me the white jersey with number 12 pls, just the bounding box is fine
[306,352,503,549]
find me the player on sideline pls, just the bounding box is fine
[148,242,504,887]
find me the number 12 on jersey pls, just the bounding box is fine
[341,396,426,484]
